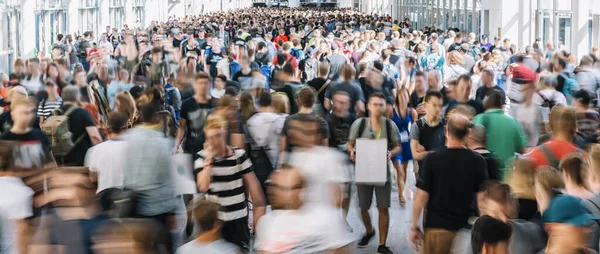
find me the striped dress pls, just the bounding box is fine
[194,147,253,222]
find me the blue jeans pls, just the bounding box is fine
[79,58,90,72]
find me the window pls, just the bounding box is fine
[558,14,571,52]
[79,0,98,38]
[109,0,124,30]
[589,17,593,51]
[133,0,144,29]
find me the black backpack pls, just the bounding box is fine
[537,91,557,110]
[243,123,274,178]
[270,64,286,90]
[77,40,90,59]
[357,117,395,150]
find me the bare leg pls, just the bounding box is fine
[393,160,406,204]
[378,208,390,246]
[360,209,374,234]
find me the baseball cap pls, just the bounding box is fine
[542,195,597,227]
[511,65,537,84]
[460,43,471,52]
[481,34,488,40]
[574,89,591,105]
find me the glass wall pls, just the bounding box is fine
[133,0,144,29]
[36,0,66,55]
[396,0,481,30]
[109,0,124,30]
[79,0,98,39]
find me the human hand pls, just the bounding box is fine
[417,144,426,153]
[350,150,356,162]
[409,227,424,252]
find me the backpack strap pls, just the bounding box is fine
[64,106,88,147]
[540,144,559,169]
[357,117,367,137]
[317,79,331,95]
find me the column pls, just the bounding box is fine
[20,0,35,57]
[593,15,600,50]
[572,0,590,62]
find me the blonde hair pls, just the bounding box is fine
[549,106,577,136]
[272,93,290,114]
[589,144,600,181]
[507,158,536,199]
[340,64,356,82]
[203,114,228,132]
[10,97,35,109]
[535,166,564,197]
[116,91,137,124]
[448,51,464,65]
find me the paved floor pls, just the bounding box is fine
[349,163,418,254]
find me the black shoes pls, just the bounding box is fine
[357,230,376,247]
[377,245,393,254]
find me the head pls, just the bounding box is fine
[340,64,356,82]
[194,72,211,96]
[13,58,25,74]
[27,58,40,74]
[481,69,495,86]
[467,124,487,149]
[367,93,387,117]
[471,215,513,254]
[203,114,228,153]
[543,195,596,252]
[214,75,227,90]
[191,198,224,236]
[73,69,87,86]
[483,90,504,110]
[6,86,28,103]
[318,61,330,78]
[297,86,316,109]
[268,166,306,210]
[446,113,471,142]
[116,91,137,123]
[534,167,565,214]
[559,154,588,189]
[108,111,129,135]
[424,90,443,118]
[332,91,351,114]
[46,63,59,79]
[553,57,567,72]
[549,106,577,139]
[10,98,36,129]
[456,75,472,101]
[258,90,272,109]
[61,85,81,104]
[573,90,591,110]
[415,71,427,93]
[426,70,441,89]
[44,80,59,96]
[272,93,290,115]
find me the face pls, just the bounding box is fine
[332,94,350,113]
[367,97,386,117]
[415,75,426,92]
[27,62,39,73]
[204,128,226,153]
[268,170,303,208]
[74,71,86,85]
[11,104,34,127]
[47,65,59,78]
[215,78,225,89]
[457,79,471,99]
[425,96,442,117]
[481,72,493,85]
[40,61,48,73]
[194,77,210,95]
[427,73,439,88]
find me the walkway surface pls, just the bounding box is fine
[349,163,417,254]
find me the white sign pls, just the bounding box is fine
[171,153,197,195]
[355,138,387,185]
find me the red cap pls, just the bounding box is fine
[512,65,537,84]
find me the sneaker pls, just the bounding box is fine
[377,245,393,254]
[357,230,375,247]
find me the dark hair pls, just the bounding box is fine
[372,60,384,72]
[471,215,512,254]
[574,89,591,106]
[559,154,587,186]
[483,90,504,109]
[457,74,472,85]
[415,71,425,78]
[225,86,239,97]
[297,86,317,107]
[448,115,471,140]
[215,74,227,83]
[139,100,161,124]
[258,90,272,107]
[282,62,294,76]
[109,112,130,134]
[424,90,443,102]
[57,34,64,41]
[192,199,222,231]
[195,72,211,81]
[368,92,386,103]
[556,57,567,69]
[276,53,288,66]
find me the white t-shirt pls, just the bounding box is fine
[510,103,547,147]
[246,112,281,167]
[287,146,350,206]
[533,89,568,107]
[0,177,34,254]
[85,139,127,193]
[216,58,231,80]
[255,206,355,253]
[176,239,240,254]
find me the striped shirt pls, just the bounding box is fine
[194,147,253,222]
[37,98,63,119]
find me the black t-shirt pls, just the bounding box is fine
[475,85,506,103]
[0,128,51,170]
[172,37,182,48]
[326,113,357,150]
[444,99,484,118]
[478,150,502,181]
[232,70,253,91]
[410,91,426,109]
[447,42,462,53]
[417,148,488,231]
[324,81,366,115]
[281,113,330,153]
[307,77,329,104]
[180,97,217,154]
[0,110,41,134]
[60,104,96,166]
[206,51,224,79]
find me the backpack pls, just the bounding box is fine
[290,48,305,61]
[230,60,241,78]
[357,117,395,150]
[243,123,274,178]
[260,64,272,90]
[300,58,318,83]
[537,91,558,110]
[41,106,86,157]
[77,40,90,59]
[558,73,580,99]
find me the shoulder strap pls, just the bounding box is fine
[357,118,367,137]
[417,117,425,129]
[540,144,559,168]
[317,79,332,95]
[64,106,80,117]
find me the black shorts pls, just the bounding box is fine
[222,217,250,251]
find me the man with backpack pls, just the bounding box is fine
[410,90,447,178]
[347,93,400,254]
[554,57,580,104]
[290,38,305,61]
[78,31,92,72]
[300,47,319,83]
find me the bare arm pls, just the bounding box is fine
[411,139,428,161]
[85,126,103,145]
[242,172,266,228]
[17,219,29,254]
[175,119,187,150]
[196,163,212,193]
[356,101,365,117]
[390,142,401,158]
[230,133,245,150]
[324,98,332,110]
[347,139,356,161]
[277,136,287,167]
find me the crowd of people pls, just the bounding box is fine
[2,5,600,254]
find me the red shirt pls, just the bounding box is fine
[271,53,298,70]
[274,34,289,43]
[526,138,580,168]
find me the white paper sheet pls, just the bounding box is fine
[171,153,197,195]
[355,138,387,185]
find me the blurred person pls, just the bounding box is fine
[410,90,447,178]
[554,57,580,103]
[116,91,137,127]
[107,68,134,110]
[0,86,40,134]
[175,72,217,158]
[445,75,484,118]
[390,87,417,204]
[307,61,331,117]
[92,218,170,254]
[195,114,266,250]
[272,62,301,114]
[410,70,429,114]
[233,52,255,91]
[347,93,401,253]
[211,74,227,99]
[542,195,597,254]
[560,154,594,199]
[323,64,365,116]
[470,215,512,254]
[120,100,182,252]
[213,94,245,149]
[509,72,548,147]
[216,48,233,81]
[360,61,395,110]
[475,70,505,103]
[535,167,565,215]
[443,51,468,83]
[466,124,502,181]
[505,158,538,221]
[460,43,476,72]
[85,112,128,194]
[175,199,241,253]
[0,98,56,170]
[255,167,354,253]
[37,80,63,124]
[527,106,581,168]
[572,90,600,138]
[327,41,348,80]
[421,44,444,73]
[575,55,600,99]
[410,113,488,254]
[473,90,526,179]
[534,75,567,109]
